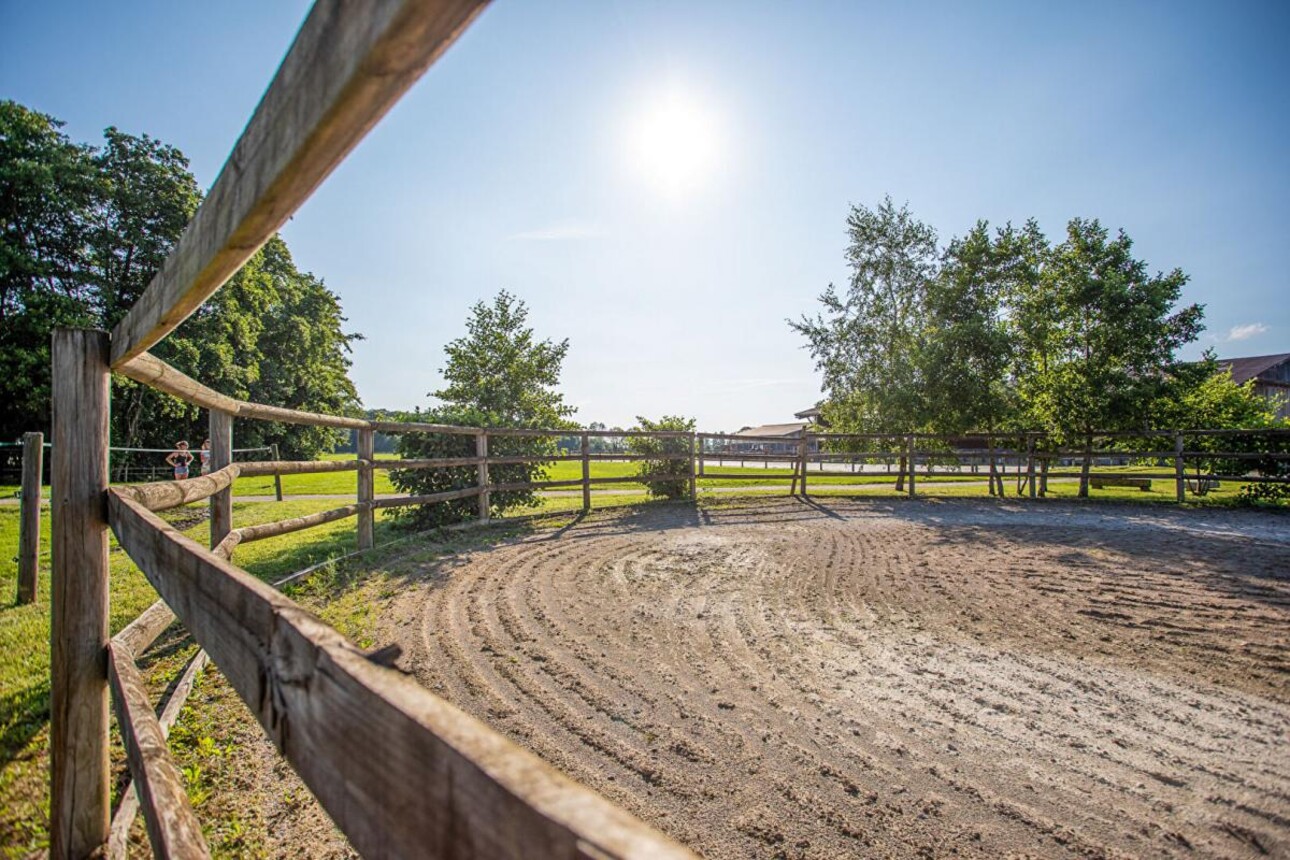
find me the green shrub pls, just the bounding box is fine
[629,415,695,500]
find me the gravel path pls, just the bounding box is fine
[376,497,1290,859]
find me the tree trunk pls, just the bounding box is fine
[895,455,906,492]
[1040,459,1049,496]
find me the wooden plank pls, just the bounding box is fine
[688,432,697,500]
[114,464,242,512]
[216,505,361,559]
[17,431,42,604]
[581,433,591,511]
[112,599,177,658]
[357,429,374,550]
[907,436,916,497]
[374,456,485,469]
[369,487,482,509]
[118,353,369,429]
[239,459,362,476]
[370,420,480,435]
[798,437,809,497]
[109,0,489,366]
[209,410,233,547]
[476,432,490,523]
[50,328,111,859]
[107,642,210,859]
[489,480,586,492]
[108,650,210,860]
[106,491,696,860]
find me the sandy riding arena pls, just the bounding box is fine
[378,498,1290,859]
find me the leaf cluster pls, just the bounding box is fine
[627,415,695,500]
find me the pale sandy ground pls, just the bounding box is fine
[373,497,1290,859]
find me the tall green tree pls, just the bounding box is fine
[1018,219,1203,495]
[919,222,1022,494]
[0,102,98,441]
[790,198,938,486]
[0,101,362,459]
[392,291,576,526]
[792,197,938,435]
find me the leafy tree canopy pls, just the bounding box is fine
[0,100,361,458]
[392,291,576,527]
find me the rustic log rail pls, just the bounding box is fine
[45,1,1288,857]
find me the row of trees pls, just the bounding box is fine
[0,101,360,458]
[792,198,1285,496]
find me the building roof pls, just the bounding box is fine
[734,422,809,437]
[794,406,822,420]
[1219,353,1290,384]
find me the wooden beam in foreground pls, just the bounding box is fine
[107,643,210,859]
[109,649,210,860]
[107,490,695,860]
[109,0,489,367]
[118,353,368,429]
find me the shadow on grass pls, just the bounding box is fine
[0,679,49,771]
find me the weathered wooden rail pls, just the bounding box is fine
[48,2,697,858]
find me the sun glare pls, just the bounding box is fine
[625,88,721,198]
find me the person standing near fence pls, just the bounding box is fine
[167,440,194,480]
[199,438,212,475]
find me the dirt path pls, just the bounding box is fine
[375,497,1290,859]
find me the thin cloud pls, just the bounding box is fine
[508,221,605,241]
[1224,322,1269,342]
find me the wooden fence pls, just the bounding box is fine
[43,1,1290,857]
[46,2,697,858]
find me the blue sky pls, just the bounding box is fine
[4,1,1287,430]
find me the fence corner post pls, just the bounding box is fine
[50,328,111,859]
[357,428,374,549]
[799,434,809,497]
[1174,431,1185,503]
[907,435,916,498]
[477,431,490,523]
[209,411,233,548]
[1026,435,1037,500]
[688,432,698,501]
[17,431,43,605]
[580,432,591,512]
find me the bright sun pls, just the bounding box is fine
[625,89,721,198]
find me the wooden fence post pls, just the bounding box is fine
[357,429,374,550]
[1174,431,1185,503]
[270,442,284,501]
[580,432,591,512]
[1026,435,1036,499]
[907,435,916,498]
[209,411,233,548]
[17,431,43,605]
[477,431,490,523]
[50,329,111,859]
[798,435,809,497]
[688,432,697,500]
